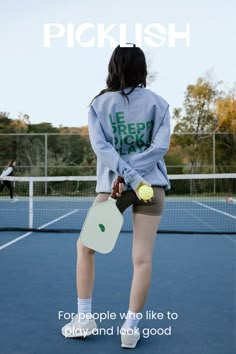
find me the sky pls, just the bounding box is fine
[0,0,235,130]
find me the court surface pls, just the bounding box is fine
[0,227,235,354]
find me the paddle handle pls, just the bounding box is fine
[111,176,124,199]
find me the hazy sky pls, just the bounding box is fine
[0,0,235,130]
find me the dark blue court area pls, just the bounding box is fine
[0,228,235,354]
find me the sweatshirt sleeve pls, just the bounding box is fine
[128,107,171,175]
[88,106,143,190]
[0,167,13,177]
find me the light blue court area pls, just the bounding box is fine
[0,197,236,234]
[0,229,235,354]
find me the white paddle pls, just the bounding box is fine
[80,177,124,253]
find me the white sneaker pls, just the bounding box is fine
[121,327,141,349]
[61,314,97,338]
[10,198,19,203]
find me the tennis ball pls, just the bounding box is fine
[139,185,154,200]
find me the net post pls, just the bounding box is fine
[45,133,48,196]
[213,133,216,194]
[29,177,33,229]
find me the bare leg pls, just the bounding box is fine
[129,213,161,313]
[61,240,96,337]
[76,239,95,298]
[76,193,109,299]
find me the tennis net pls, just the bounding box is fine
[0,174,235,234]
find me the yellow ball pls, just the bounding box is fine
[139,185,154,200]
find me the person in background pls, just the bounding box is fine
[0,160,18,202]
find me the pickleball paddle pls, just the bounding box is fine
[80,176,124,253]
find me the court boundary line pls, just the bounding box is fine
[193,201,236,244]
[193,201,236,220]
[183,203,236,244]
[0,209,79,251]
[185,204,221,233]
[224,235,236,244]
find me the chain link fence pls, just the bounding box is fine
[0,133,235,176]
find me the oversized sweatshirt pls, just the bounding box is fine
[88,87,171,193]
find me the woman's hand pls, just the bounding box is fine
[111,177,125,198]
[116,181,124,198]
[135,180,152,203]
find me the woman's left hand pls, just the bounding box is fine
[135,180,152,203]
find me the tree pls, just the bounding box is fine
[0,113,23,168]
[214,89,236,172]
[173,77,221,173]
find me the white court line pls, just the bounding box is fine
[193,201,236,244]
[194,201,236,220]
[0,209,79,251]
[224,235,236,244]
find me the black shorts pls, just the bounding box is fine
[93,187,165,216]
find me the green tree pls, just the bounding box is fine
[173,77,221,173]
[214,89,236,172]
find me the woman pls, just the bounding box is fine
[62,44,171,348]
[0,160,18,202]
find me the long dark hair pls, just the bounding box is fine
[90,44,147,104]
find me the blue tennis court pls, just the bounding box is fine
[0,175,235,353]
[0,219,235,353]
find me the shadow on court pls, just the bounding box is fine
[0,231,235,354]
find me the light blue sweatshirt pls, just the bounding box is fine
[88,87,171,193]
